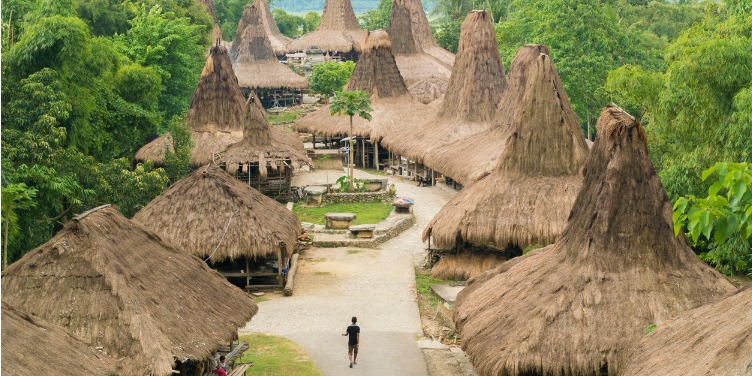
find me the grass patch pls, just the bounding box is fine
[293,201,393,225]
[254,296,269,304]
[267,109,301,124]
[239,333,321,375]
[346,249,361,254]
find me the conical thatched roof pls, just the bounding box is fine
[622,286,752,376]
[1,302,118,376]
[1,205,258,376]
[286,0,368,53]
[133,166,300,261]
[387,0,453,88]
[424,47,589,251]
[202,0,217,23]
[258,0,292,55]
[220,91,309,174]
[294,30,431,141]
[135,45,245,166]
[381,10,506,165]
[453,106,736,376]
[230,2,307,90]
[425,44,556,185]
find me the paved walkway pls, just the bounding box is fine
[240,169,456,375]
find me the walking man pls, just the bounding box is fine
[342,316,360,368]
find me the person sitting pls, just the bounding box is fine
[211,355,228,376]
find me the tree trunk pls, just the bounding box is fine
[3,211,10,270]
[349,116,354,192]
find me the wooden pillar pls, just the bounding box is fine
[360,138,366,168]
[374,140,380,171]
[277,241,284,288]
[245,257,251,289]
[431,169,435,186]
[312,134,316,149]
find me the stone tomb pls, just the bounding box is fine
[324,212,356,229]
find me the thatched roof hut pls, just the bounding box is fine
[286,0,367,54]
[387,0,453,90]
[424,47,589,252]
[294,30,431,141]
[257,0,292,56]
[380,10,506,165]
[221,92,308,175]
[133,166,300,261]
[230,1,307,91]
[453,105,736,376]
[424,44,554,185]
[135,44,245,166]
[1,205,258,376]
[1,302,118,376]
[622,286,752,376]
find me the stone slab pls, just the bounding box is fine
[430,284,465,305]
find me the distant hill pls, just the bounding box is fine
[271,0,434,16]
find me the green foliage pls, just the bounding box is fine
[359,0,391,30]
[329,90,373,121]
[114,63,162,110]
[673,162,752,276]
[1,183,38,268]
[6,15,90,77]
[216,0,246,40]
[163,115,194,184]
[605,64,664,121]
[303,11,320,32]
[292,201,394,225]
[309,61,356,97]
[117,5,209,130]
[434,18,462,53]
[644,323,657,334]
[335,176,368,192]
[272,8,307,37]
[76,0,134,36]
[268,109,301,124]
[238,334,322,376]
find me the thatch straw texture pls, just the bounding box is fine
[256,0,292,55]
[430,251,507,280]
[453,105,735,376]
[286,0,367,53]
[1,205,258,376]
[133,166,300,262]
[408,76,449,104]
[387,0,453,87]
[135,45,246,166]
[623,287,752,376]
[381,11,506,165]
[295,30,431,141]
[221,92,309,173]
[231,2,307,90]
[1,302,118,376]
[423,44,552,185]
[424,48,588,251]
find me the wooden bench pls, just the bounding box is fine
[325,212,356,229]
[349,224,376,238]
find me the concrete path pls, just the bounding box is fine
[240,169,456,375]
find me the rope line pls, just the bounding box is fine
[204,208,240,262]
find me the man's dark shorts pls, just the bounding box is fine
[348,344,359,355]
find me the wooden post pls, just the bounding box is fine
[374,140,380,171]
[245,257,251,289]
[277,241,284,288]
[284,252,299,296]
[431,169,435,186]
[427,227,433,267]
[360,138,366,168]
[312,134,316,149]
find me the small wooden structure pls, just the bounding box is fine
[2,205,257,376]
[230,0,308,108]
[133,166,302,291]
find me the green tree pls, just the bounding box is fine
[117,5,208,131]
[673,162,752,276]
[272,8,306,37]
[163,115,194,183]
[303,11,320,32]
[360,0,391,30]
[309,61,356,99]
[435,18,462,53]
[1,183,37,269]
[216,0,246,40]
[330,90,373,192]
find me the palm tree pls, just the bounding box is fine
[330,90,373,192]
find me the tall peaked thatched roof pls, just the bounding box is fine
[424,47,589,251]
[202,0,217,23]
[231,2,308,90]
[424,44,553,185]
[453,105,735,376]
[135,45,246,166]
[1,205,258,376]
[286,0,367,53]
[623,286,752,376]
[255,0,292,55]
[381,10,506,165]
[294,30,431,141]
[1,302,118,376]
[133,166,300,261]
[387,0,453,89]
[220,92,309,174]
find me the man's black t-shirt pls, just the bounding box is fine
[346,324,360,345]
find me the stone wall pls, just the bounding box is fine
[323,191,391,204]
